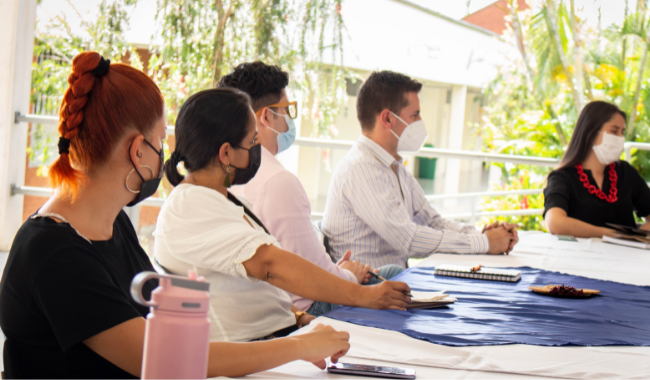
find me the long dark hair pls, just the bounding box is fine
[556,100,627,171]
[164,88,253,186]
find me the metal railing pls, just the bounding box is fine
[426,189,544,223]
[10,184,544,223]
[292,137,561,166]
[15,113,560,167]
[11,185,165,207]
[12,112,650,224]
[625,142,650,162]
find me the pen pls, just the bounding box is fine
[367,270,413,298]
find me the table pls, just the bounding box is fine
[246,232,650,379]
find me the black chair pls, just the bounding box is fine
[312,221,335,263]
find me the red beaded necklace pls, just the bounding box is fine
[575,163,618,203]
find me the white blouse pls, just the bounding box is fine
[153,184,295,342]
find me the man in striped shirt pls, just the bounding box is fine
[322,71,518,268]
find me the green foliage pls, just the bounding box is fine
[150,0,350,135]
[30,0,348,173]
[86,0,138,61]
[29,0,141,172]
[29,18,79,172]
[480,171,546,232]
[481,1,650,230]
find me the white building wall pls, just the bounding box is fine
[0,0,36,250]
[335,0,515,88]
[291,0,516,208]
[294,69,485,209]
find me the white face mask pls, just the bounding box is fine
[593,131,625,165]
[390,112,428,153]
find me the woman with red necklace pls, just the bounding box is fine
[544,100,650,238]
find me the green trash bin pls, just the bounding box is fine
[417,143,437,179]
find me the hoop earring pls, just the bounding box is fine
[222,163,231,188]
[126,166,155,193]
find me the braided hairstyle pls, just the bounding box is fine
[49,51,164,198]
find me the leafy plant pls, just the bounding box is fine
[30,0,350,176]
[480,171,547,232]
[29,1,139,170]
[150,0,350,136]
[480,0,650,230]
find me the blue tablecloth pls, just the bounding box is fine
[324,267,650,347]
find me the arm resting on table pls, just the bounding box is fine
[243,244,411,310]
[84,317,350,378]
[545,207,614,238]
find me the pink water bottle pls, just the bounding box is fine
[131,271,211,379]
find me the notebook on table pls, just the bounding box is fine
[605,223,650,237]
[406,291,457,310]
[434,264,521,282]
[603,235,650,250]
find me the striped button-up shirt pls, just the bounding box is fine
[322,135,489,268]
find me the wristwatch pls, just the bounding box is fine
[294,310,306,326]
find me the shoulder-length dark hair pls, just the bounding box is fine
[556,101,627,171]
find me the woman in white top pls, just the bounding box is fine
[154,88,412,342]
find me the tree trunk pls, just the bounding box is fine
[569,0,584,110]
[211,0,235,87]
[623,0,629,71]
[627,42,649,140]
[547,103,568,146]
[583,69,594,101]
[510,0,567,145]
[545,0,583,113]
[510,0,535,91]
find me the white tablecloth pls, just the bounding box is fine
[245,233,650,379]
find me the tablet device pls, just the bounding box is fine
[605,223,650,237]
[327,362,416,379]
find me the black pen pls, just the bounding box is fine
[367,270,413,298]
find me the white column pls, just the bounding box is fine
[0,0,37,250]
[443,85,467,208]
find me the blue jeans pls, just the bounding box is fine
[306,264,405,317]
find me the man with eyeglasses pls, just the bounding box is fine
[218,62,404,317]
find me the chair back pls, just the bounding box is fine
[312,221,335,263]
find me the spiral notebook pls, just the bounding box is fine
[434,264,521,282]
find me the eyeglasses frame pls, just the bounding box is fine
[255,101,298,119]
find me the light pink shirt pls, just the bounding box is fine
[230,146,357,311]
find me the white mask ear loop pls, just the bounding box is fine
[390,112,407,140]
[265,108,286,135]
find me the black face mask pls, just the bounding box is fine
[231,143,262,185]
[127,139,164,207]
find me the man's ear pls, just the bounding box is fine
[379,109,393,130]
[258,108,270,129]
[128,134,145,169]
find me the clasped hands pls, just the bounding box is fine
[482,221,519,255]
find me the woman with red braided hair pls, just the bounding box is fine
[0,52,350,378]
